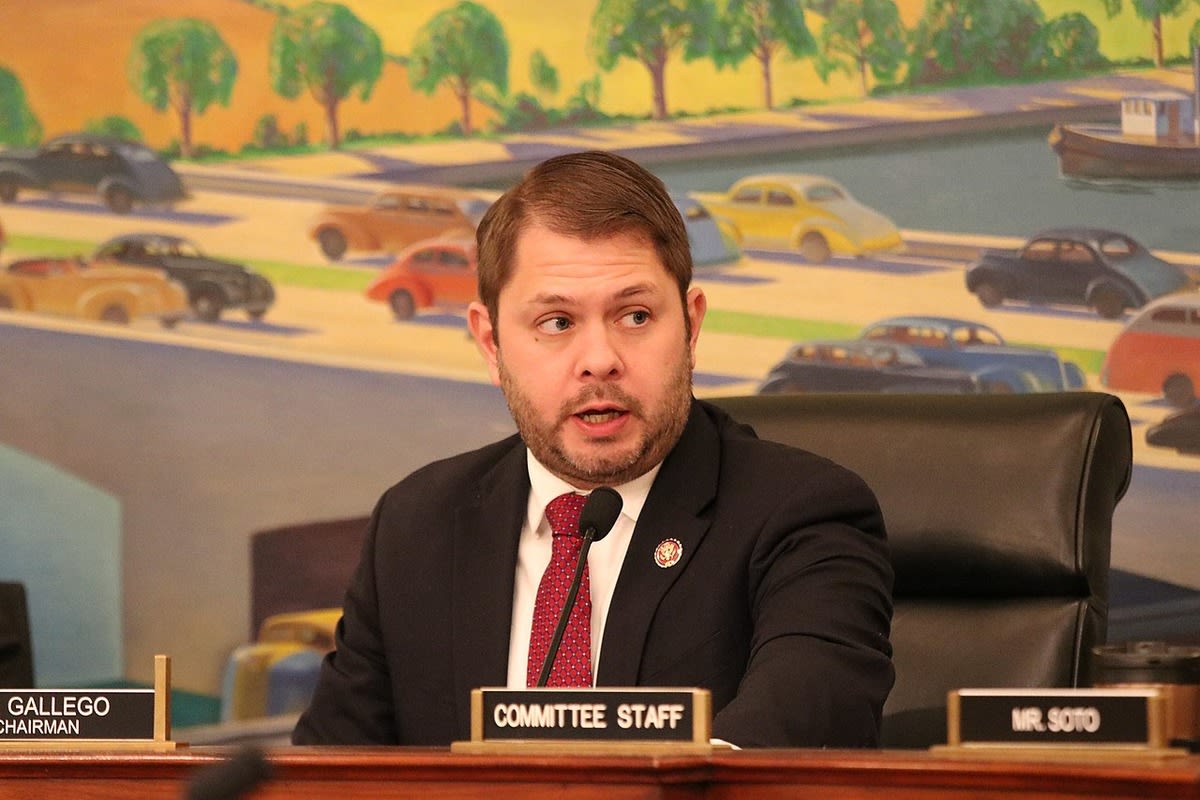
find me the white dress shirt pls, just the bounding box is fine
[505,452,660,688]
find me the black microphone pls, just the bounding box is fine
[535,487,623,687]
[184,745,272,800]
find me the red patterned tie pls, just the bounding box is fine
[526,492,593,687]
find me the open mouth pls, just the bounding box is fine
[575,406,626,424]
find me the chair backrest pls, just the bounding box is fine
[0,581,34,688]
[710,391,1133,748]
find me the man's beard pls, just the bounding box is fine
[498,349,694,489]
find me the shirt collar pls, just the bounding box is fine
[525,449,661,536]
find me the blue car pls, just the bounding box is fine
[673,195,741,267]
[858,316,1086,393]
[757,339,981,395]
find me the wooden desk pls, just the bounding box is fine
[0,747,1197,799]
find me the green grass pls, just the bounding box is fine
[243,258,375,292]
[6,234,93,258]
[702,309,860,341]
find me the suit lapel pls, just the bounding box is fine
[596,402,720,686]
[451,440,529,732]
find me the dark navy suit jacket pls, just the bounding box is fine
[293,399,894,747]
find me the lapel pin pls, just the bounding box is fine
[654,538,683,568]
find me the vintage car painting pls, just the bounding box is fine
[859,316,1087,392]
[1145,407,1200,455]
[965,227,1193,319]
[1102,292,1200,408]
[0,133,188,213]
[757,339,981,395]
[91,233,276,322]
[689,174,903,263]
[308,188,495,261]
[0,256,188,326]
[365,236,478,320]
[673,194,741,266]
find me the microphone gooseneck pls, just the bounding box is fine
[535,487,624,687]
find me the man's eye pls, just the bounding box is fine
[536,316,571,334]
[623,310,651,326]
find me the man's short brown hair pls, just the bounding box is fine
[475,150,693,332]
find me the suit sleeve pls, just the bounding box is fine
[710,460,894,747]
[292,496,399,744]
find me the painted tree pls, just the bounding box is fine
[589,0,717,120]
[713,0,815,110]
[127,18,237,158]
[1099,0,1200,67]
[907,0,1046,85]
[1039,13,1106,73]
[530,49,560,103]
[0,66,41,146]
[84,116,144,142]
[810,0,905,96]
[408,2,509,136]
[269,2,383,149]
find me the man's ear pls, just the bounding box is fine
[467,301,501,385]
[685,286,707,368]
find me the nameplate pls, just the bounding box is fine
[468,687,711,743]
[0,655,177,751]
[0,689,155,740]
[948,688,1169,749]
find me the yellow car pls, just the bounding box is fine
[219,608,341,722]
[690,174,903,263]
[0,256,188,326]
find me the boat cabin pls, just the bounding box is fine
[1120,92,1194,139]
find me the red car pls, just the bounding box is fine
[1101,292,1200,408]
[365,236,478,320]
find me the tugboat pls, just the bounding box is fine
[1048,47,1200,180]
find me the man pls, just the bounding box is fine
[293,150,893,748]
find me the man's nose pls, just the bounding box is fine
[576,322,623,379]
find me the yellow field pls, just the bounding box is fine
[0,0,1196,153]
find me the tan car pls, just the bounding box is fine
[0,256,189,326]
[307,187,496,261]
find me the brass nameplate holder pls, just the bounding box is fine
[452,687,716,755]
[0,654,178,751]
[940,687,1187,757]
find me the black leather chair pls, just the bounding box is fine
[710,391,1133,748]
[0,581,34,688]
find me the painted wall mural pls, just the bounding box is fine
[2,0,1199,727]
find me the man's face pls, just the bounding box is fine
[467,223,706,489]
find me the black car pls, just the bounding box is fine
[0,133,187,214]
[1145,407,1200,456]
[965,227,1193,319]
[92,233,274,322]
[756,340,981,395]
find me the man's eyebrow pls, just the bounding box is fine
[525,282,661,307]
[615,282,659,299]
